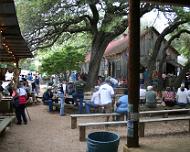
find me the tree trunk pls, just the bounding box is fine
[87,32,112,89]
[173,61,190,88]
[147,20,187,85]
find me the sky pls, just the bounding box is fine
[141,10,187,65]
[141,9,170,33]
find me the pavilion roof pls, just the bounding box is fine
[0,0,33,63]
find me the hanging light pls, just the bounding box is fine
[0,30,2,49]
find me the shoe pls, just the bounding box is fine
[16,122,21,125]
[24,122,27,125]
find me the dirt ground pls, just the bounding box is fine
[0,103,190,152]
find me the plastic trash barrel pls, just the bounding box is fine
[87,131,120,152]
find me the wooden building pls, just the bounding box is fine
[82,27,181,79]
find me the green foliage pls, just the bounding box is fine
[169,8,190,58]
[40,46,85,75]
[19,59,37,71]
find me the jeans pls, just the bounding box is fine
[115,107,128,121]
[48,99,53,112]
[72,92,84,113]
[59,92,64,116]
[85,102,99,113]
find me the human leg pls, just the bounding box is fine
[85,102,98,113]
[20,104,27,124]
[48,99,53,112]
[15,107,22,124]
[59,93,64,116]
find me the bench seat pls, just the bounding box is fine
[139,116,190,137]
[79,121,127,141]
[70,113,121,129]
[0,116,15,135]
[78,116,190,141]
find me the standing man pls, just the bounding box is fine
[98,79,114,121]
[72,75,86,113]
[58,80,67,116]
[0,81,4,100]
[34,75,40,96]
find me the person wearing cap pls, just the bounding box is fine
[42,86,53,112]
[85,86,101,113]
[145,85,157,108]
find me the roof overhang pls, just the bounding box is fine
[141,0,190,6]
[0,0,33,63]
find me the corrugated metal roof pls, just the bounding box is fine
[0,0,33,62]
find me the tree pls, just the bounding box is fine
[146,7,190,88]
[16,0,155,88]
[40,46,85,77]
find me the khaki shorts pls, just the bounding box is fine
[103,103,113,113]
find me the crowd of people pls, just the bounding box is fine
[0,73,41,125]
[2,70,190,125]
[139,83,190,109]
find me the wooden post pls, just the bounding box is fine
[79,126,86,141]
[138,122,145,137]
[127,0,140,147]
[71,117,77,129]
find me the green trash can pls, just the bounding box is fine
[87,131,120,152]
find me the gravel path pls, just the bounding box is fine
[0,104,190,152]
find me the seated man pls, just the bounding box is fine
[140,84,146,104]
[176,84,188,107]
[98,79,115,121]
[85,86,101,113]
[42,86,53,112]
[145,86,157,108]
[115,89,128,120]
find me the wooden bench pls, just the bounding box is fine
[78,116,190,141]
[114,88,126,94]
[71,108,190,129]
[139,116,190,137]
[140,108,190,117]
[79,121,127,141]
[0,116,15,135]
[70,113,122,129]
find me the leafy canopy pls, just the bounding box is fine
[40,46,85,75]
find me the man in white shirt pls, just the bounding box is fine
[85,86,101,113]
[98,79,115,113]
[176,85,188,107]
[140,84,146,104]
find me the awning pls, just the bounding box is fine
[0,0,33,62]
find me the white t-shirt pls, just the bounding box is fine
[17,88,27,96]
[91,91,101,105]
[98,83,114,105]
[62,83,66,92]
[176,89,188,104]
[140,88,146,99]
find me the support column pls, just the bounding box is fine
[127,0,140,148]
